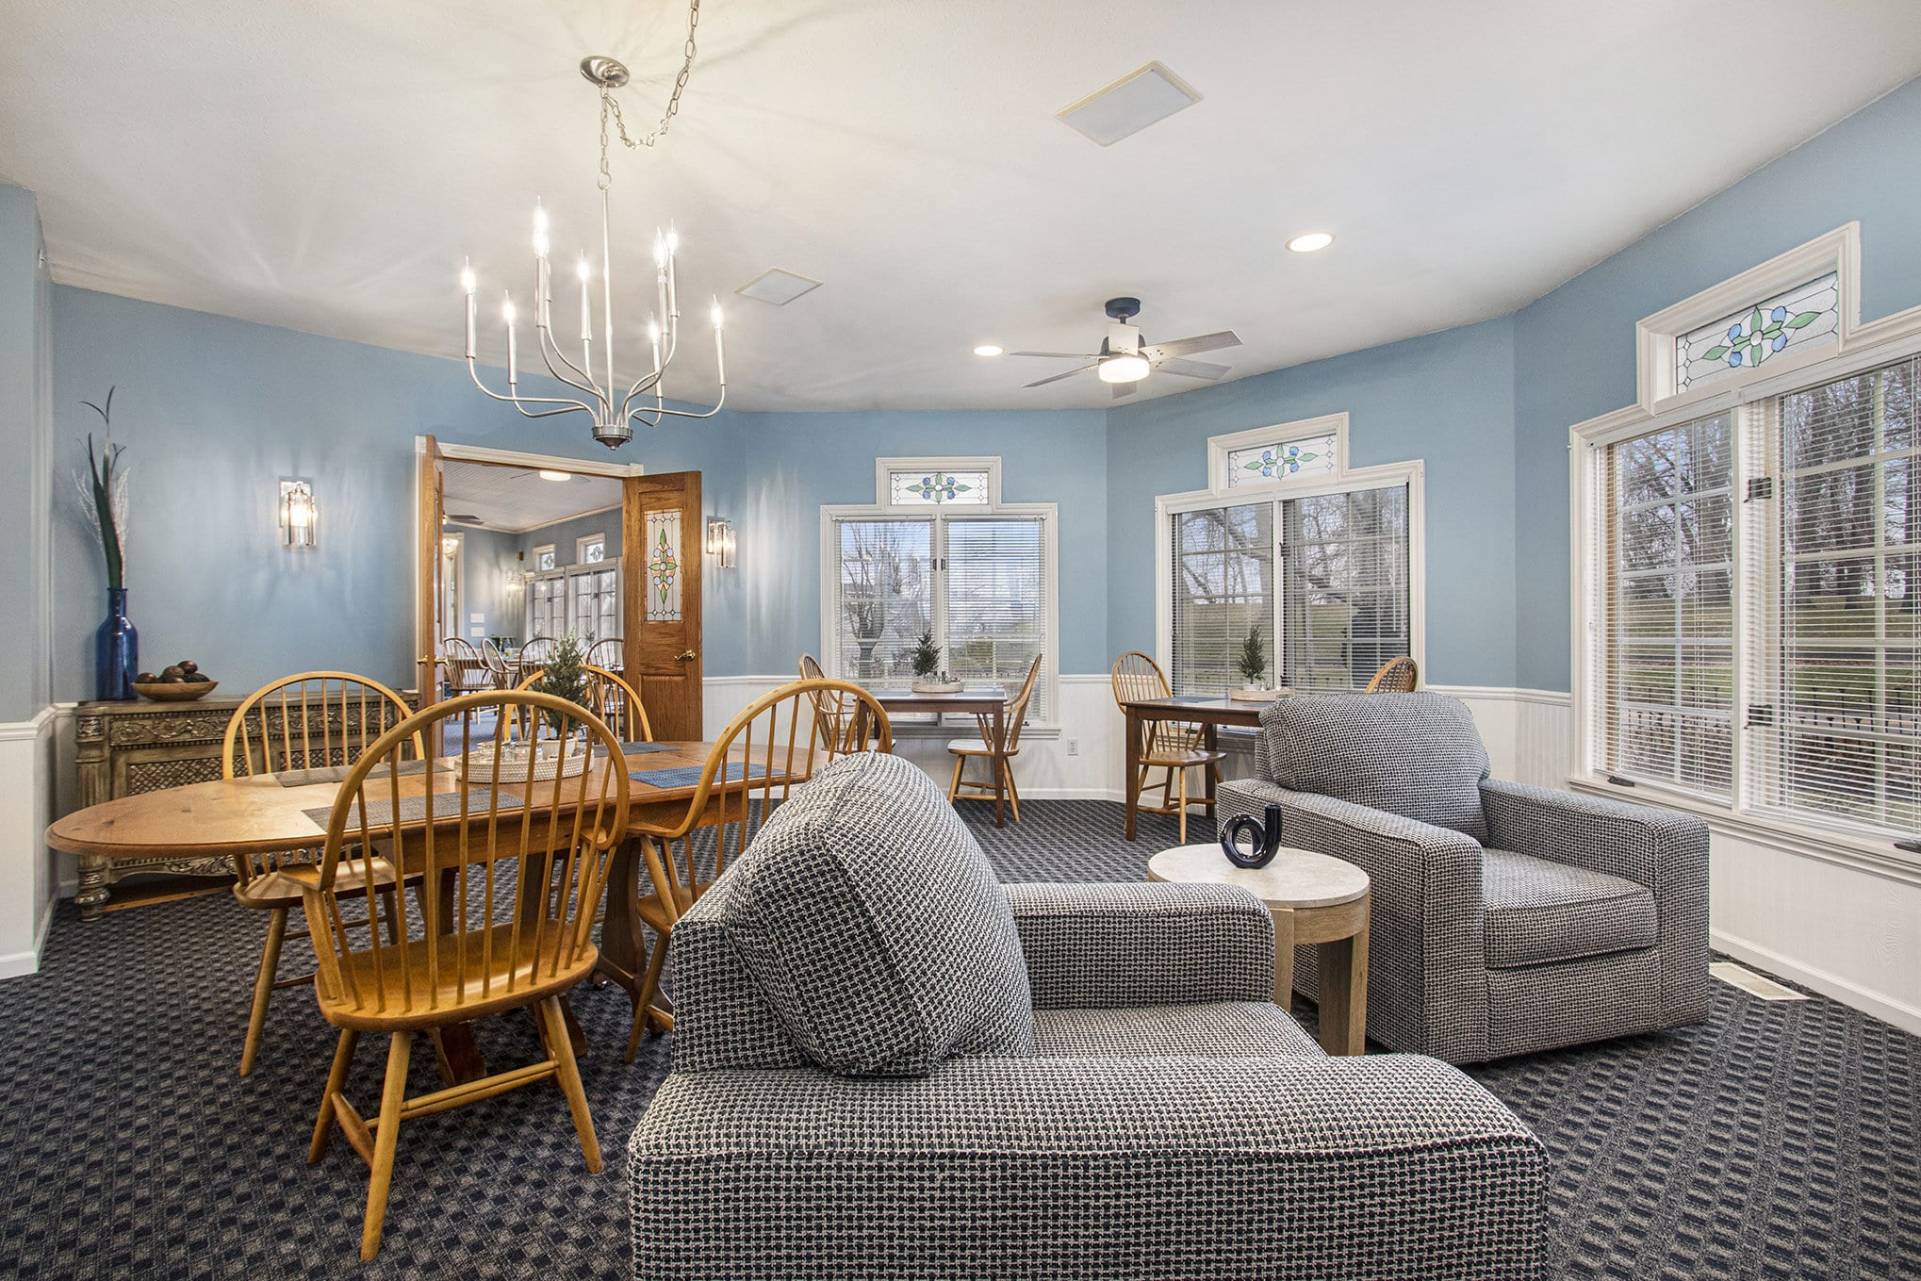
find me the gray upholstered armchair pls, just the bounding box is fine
[1220,692,1710,1064]
[630,750,1548,1280]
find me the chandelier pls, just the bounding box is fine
[460,1,725,450]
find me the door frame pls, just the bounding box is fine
[413,437,648,700]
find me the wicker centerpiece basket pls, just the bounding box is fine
[461,738,591,784]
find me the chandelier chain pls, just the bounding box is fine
[603,0,701,164]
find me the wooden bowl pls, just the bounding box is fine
[133,680,219,702]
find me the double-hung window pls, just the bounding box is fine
[1162,415,1422,695]
[822,458,1057,721]
[1578,225,1921,849]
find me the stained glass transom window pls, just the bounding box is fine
[645,510,682,622]
[1226,434,1338,487]
[534,544,557,572]
[889,469,990,506]
[579,535,607,564]
[1674,272,1840,393]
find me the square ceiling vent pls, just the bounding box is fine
[736,268,822,306]
[1057,62,1201,146]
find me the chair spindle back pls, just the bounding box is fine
[637,679,892,910]
[515,663,654,744]
[1109,651,1203,756]
[306,691,629,1021]
[1365,656,1419,693]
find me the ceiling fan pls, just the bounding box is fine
[1013,297,1240,398]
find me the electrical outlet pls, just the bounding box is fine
[1066,738,1079,756]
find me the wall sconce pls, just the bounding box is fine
[279,478,317,548]
[705,516,737,569]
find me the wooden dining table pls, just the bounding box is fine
[43,739,792,1078]
[872,687,1012,825]
[1119,696,1273,840]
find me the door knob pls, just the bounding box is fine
[676,649,698,662]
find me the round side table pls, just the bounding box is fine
[1147,844,1371,1056]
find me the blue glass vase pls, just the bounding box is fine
[96,587,138,702]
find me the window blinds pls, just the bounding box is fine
[1597,413,1736,798]
[1171,503,1274,694]
[944,518,1047,717]
[1749,355,1917,833]
[1282,486,1410,691]
[1168,485,1409,696]
[832,519,933,689]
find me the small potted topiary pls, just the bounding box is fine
[909,630,962,694]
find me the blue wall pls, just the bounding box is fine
[46,289,1111,694]
[1105,318,1519,688]
[50,286,749,698]
[442,526,523,644]
[515,510,623,568]
[1512,76,1921,691]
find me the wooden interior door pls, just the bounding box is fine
[415,435,446,722]
[624,471,703,742]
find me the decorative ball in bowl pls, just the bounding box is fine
[133,660,218,702]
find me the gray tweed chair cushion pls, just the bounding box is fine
[724,750,1035,1076]
[1257,693,1491,842]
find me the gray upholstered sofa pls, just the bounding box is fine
[629,750,1547,1280]
[1220,692,1710,1064]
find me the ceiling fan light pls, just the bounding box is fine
[1098,354,1151,383]
[973,344,1004,357]
[537,469,572,482]
[1286,231,1335,253]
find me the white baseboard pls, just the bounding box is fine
[0,904,55,981]
[1712,927,1921,1038]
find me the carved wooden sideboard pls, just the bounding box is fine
[70,692,417,920]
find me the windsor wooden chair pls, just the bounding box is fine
[1364,655,1420,693]
[478,638,514,689]
[586,637,624,670]
[515,662,654,744]
[1110,650,1224,844]
[220,672,420,1076]
[797,654,888,758]
[442,637,493,696]
[947,653,1044,823]
[622,678,891,1060]
[304,690,629,1260]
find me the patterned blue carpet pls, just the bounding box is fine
[0,800,1914,1279]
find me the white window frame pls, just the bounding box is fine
[1635,223,1862,418]
[873,455,1002,510]
[822,456,1061,735]
[1206,413,1351,496]
[1156,454,1426,691]
[1572,225,1921,879]
[576,531,608,564]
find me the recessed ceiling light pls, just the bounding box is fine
[973,344,1004,357]
[537,469,572,482]
[736,268,823,306]
[1287,231,1335,253]
[1057,62,1201,147]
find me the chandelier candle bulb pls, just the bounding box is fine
[502,293,517,384]
[532,201,550,258]
[461,260,477,358]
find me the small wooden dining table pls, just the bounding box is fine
[43,739,789,1077]
[872,687,1011,825]
[1119,696,1273,841]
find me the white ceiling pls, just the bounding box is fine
[442,460,620,533]
[4,2,1919,411]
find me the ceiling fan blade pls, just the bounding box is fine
[1023,364,1096,389]
[1156,356,1231,381]
[1111,381,1138,399]
[1010,351,1097,359]
[1146,330,1241,359]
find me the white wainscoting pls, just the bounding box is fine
[0,707,58,978]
